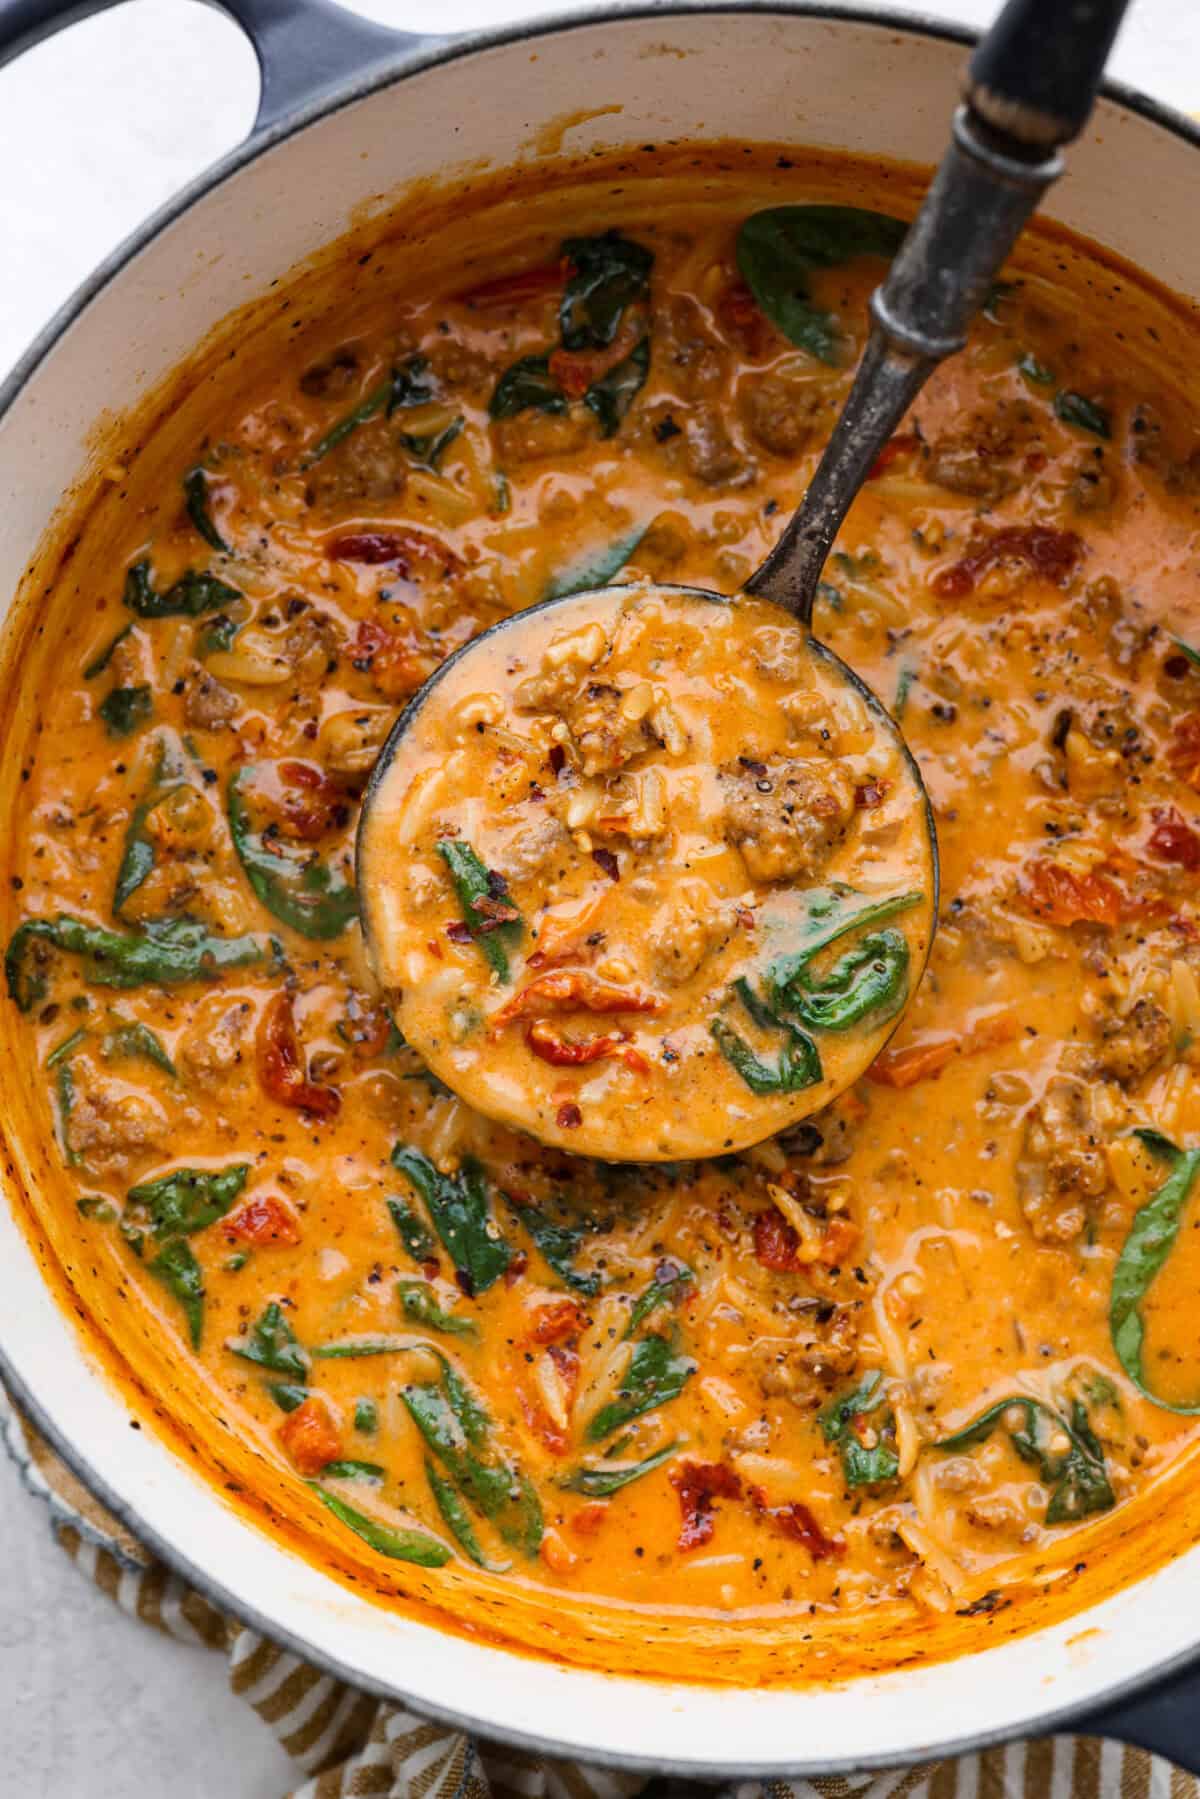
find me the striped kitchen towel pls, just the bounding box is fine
[0,1387,1189,1799]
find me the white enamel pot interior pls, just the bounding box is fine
[2,0,1200,1776]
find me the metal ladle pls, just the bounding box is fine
[357,0,1131,1158]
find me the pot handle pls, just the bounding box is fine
[0,0,432,135]
[1086,1662,1200,1776]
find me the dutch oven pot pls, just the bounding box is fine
[1,0,1199,1775]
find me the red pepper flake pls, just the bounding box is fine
[1147,804,1200,870]
[591,846,620,881]
[445,921,473,944]
[256,992,341,1119]
[548,743,566,777]
[669,1460,742,1550]
[932,525,1082,600]
[569,1501,609,1537]
[735,906,756,931]
[556,1100,583,1130]
[504,1249,530,1286]
[427,938,445,959]
[854,779,890,810]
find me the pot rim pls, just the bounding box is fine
[3,2,1200,1775]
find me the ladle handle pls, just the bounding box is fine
[746,0,1133,623]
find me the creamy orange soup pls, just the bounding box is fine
[359,582,934,1159]
[4,147,1200,1683]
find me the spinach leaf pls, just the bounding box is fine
[583,336,650,437]
[321,1460,385,1483]
[269,1382,309,1413]
[775,928,911,1033]
[894,663,916,719]
[933,1394,1115,1524]
[391,1146,511,1295]
[819,1371,900,1487]
[123,561,241,620]
[737,206,906,364]
[388,1198,437,1264]
[310,1486,450,1567]
[354,1398,378,1433]
[401,417,464,471]
[113,738,188,916]
[402,1356,542,1555]
[542,525,648,603]
[559,232,654,350]
[101,1019,176,1076]
[1054,391,1111,438]
[488,354,568,421]
[1109,1129,1200,1413]
[199,614,239,656]
[762,885,924,1012]
[566,1441,679,1496]
[507,1197,601,1297]
[55,1056,80,1167]
[435,838,522,980]
[1171,637,1200,671]
[586,1334,695,1442]
[304,374,393,465]
[1017,352,1056,388]
[425,1459,510,1571]
[624,1262,692,1339]
[45,1025,88,1068]
[184,467,229,553]
[84,622,134,680]
[228,767,357,942]
[150,1239,206,1349]
[6,914,268,1010]
[397,1278,479,1339]
[710,1008,821,1096]
[99,685,152,739]
[123,1163,249,1250]
[228,1300,309,1378]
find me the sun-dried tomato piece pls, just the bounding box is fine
[456,261,565,309]
[279,1397,341,1475]
[868,433,921,479]
[569,1502,610,1537]
[326,525,463,576]
[1019,859,1123,927]
[519,1341,580,1456]
[716,280,778,359]
[491,969,664,1032]
[753,1209,802,1271]
[350,619,434,701]
[526,1020,651,1074]
[549,315,644,399]
[869,1011,1019,1089]
[1167,713,1200,792]
[1147,804,1200,870]
[527,1300,588,1345]
[224,1193,302,1247]
[257,991,341,1119]
[753,1493,844,1560]
[271,760,350,842]
[854,779,891,809]
[669,1460,742,1550]
[932,525,1082,599]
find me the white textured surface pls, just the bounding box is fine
[0,1,1195,1794]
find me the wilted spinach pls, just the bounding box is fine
[435,839,521,980]
[6,914,267,1011]
[819,1371,900,1488]
[507,1196,601,1297]
[311,1486,450,1567]
[402,1354,542,1556]
[397,1278,479,1339]
[586,1334,695,1442]
[184,466,229,553]
[123,560,240,620]
[933,1394,1115,1525]
[391,1146,511,1296]
[228,1299,309,1378]
[1109,1129,1200,1414]
[227,767,357,942]
[736,206,907,364]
